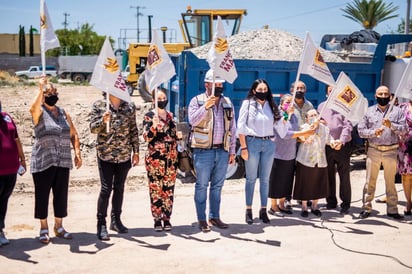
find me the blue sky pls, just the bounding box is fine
[0,0,409,49]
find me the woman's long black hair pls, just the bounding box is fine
[246,79,281,121]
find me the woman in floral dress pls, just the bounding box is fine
[143,88,181,231]
[398,100,412,215]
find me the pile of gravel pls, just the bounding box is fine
[190,29,345,62]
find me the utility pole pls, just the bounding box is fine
[63,12,70,30]
[148,15,153,42]
[406,0,411,34]
[130,5,146,42]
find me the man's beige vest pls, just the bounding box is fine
[190,94,233,151]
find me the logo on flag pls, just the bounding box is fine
[90,37,131,103]
[147,45,161,67]
[327,72,368,125]
[207,16,237,84]
[103,58,120,72]
[338,86,357,105]
[145,30,176,93]
[299,32,335,87]
[40,0,60,52]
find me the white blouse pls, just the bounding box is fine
[296,123,331,168]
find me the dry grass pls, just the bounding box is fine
[0,70,25,86]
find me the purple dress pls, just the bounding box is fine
[398,102,412,175]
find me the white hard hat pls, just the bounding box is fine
[204,69,225,83]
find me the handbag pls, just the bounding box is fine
[177,137,194,173]
[178,149,194,172]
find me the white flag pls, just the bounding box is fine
[394,59,412,100]
[207,16,237,84]
[299,32,335,87]
[327,72,368,125]
[90,37,131,103]
[145,30,176,93]
[40,0,60,52]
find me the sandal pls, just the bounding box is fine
[54,227,73,239]
[39,229,50,244]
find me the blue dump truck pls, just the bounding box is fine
[169,34,412,179]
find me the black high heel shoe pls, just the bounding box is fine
[259,208,270,224]
[245,209,253,224]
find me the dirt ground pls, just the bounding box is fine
[1,83,412,273]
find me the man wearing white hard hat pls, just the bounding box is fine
[188,69,237,232]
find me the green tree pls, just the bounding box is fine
[341,0,399,29]
[19,25,26,56]
[397,18,412,33]
[29,25,34,56]
[47,23,113,56]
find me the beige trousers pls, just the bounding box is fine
[362,147,399,214]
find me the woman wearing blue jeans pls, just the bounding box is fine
[237,79,286,224]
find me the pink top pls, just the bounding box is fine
[0,112,19,175]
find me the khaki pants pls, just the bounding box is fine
[363,147,399,214]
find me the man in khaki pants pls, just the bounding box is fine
[357,86,406,220]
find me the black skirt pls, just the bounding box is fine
[268,158,295,198]
[293,162,328,200]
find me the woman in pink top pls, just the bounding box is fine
[0,100,26,246]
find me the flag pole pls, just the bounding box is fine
[383,60,412,119]
[318,73,343,119]
[41,51,46,76]
[318,86,335,120]
[154,86,158,116]
[289,32,309,120]
[211,70,216,97]
[106,95,110,133]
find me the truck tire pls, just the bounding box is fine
[137,72,153,102]
[226,154,245,179]
[72,73,85,83]
[127,84,134,96]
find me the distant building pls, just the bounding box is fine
[0,33,41,55]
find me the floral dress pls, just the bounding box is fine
[143,110,178,221]
[398,102,412,175]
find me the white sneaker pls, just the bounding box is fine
[0,231,10,245]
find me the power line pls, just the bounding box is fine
[244,3,347,29]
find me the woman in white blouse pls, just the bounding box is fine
[294,109,333,217]
[237,79,287,224]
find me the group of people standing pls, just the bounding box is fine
[188,69,411,233]
[0,71,411,245]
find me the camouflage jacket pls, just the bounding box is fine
[89,99,139,163]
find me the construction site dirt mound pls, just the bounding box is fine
[190,29,345,62]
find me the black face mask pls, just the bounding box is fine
[157,100,168,110]
[214,87,223,97]
[376,96,390,106]
[255,92,268,101]
[45,95,59,106]
[295,91,305,99]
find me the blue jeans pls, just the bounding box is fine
[245,136,275,207]
[193,148,229,221]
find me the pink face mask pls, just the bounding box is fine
[282,102,290,111]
